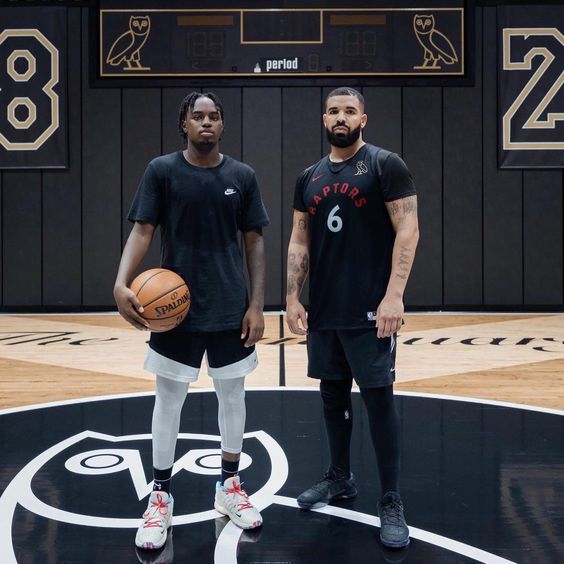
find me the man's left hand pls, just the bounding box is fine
[376,295,404,338]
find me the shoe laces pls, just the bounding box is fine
[143,493,169,528]
[311,471,344,493]
[381,497,404,526]
[224,481,254,511]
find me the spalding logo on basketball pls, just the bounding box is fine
[130,268,190,332]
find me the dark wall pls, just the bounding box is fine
[1,7,562,310]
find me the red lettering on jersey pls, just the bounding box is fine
[355,198,367,208]
[333,183,340,193]
[313,195,322,205]
[340,183,349,194]
[309,206,317,215]
[322,186,330,197]
[349,187,359,199]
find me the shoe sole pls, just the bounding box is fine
[214,501,263,530]
[135,524,172,550]
[297,488,358,510]
[380,535,410,549]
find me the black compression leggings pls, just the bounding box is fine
[320,379,400,493]
[359,385,400,494]
[320,379,354,476]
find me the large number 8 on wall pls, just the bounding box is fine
[0,29,59,151]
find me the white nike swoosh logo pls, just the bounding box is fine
[225,188,236,195]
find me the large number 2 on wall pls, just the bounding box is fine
[502,28,564,151]
[0,29,59,151]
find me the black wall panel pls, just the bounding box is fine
[122,88,161,274]
[443,11,483,306]
[2,172,42,305]
[242,88,282,306]
[0,173,2,303]
[403,88,443,306]
[42,8,82,306]
[362,87,402,156]
[482,7,523,306]
[81,9,121,306]
[213,87,242,161]
[524,171,563,304]
[162,88,190,156]
[0,6,562,311]
[282,87,322,306]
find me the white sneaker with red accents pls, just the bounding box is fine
[135,491,174,550]
[214,476,263,530]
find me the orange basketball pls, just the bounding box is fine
[130,268,190,332]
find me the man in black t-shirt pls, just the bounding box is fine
[286,87,419,549]
[114,92,269,552]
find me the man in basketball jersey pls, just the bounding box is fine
[286,87,419,548]
[114,92,269,551]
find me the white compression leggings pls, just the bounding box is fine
[152,374,246,470]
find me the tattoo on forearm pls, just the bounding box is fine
[288,253,299,274]
[287,251,310,296]
[298,218,307,231]
[389,202,400,216]
[287,278,297,294]
[395,245,412,280]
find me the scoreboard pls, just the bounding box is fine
[99,7,465,78]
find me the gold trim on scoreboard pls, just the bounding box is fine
[99,7,465,78]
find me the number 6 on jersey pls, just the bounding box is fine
[327,205,343,233]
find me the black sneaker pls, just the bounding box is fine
[378,491,410,548]
[297,468,357,509]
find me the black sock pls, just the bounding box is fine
[360,385,400,494]
[320,379,353,478]
[221,457,240,484]
[153,466,173,494]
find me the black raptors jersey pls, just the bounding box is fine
[293,144,416,330]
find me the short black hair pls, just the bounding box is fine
[178,91,224,142]
[325,87,365,110]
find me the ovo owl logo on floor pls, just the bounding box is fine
[0,429,288,563]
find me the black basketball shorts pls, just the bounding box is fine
[145,330,257,383]
[307,329,397,388]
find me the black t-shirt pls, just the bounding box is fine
[129,151,270,332]
[293,143,416,330]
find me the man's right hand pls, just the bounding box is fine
[114,284,150,331]
[286,300,308,335]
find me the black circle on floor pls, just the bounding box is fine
[1,389,562,563]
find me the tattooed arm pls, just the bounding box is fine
[286,210,310,335]
[376,195,419,338]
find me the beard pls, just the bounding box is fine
[191,138,217,153]
[325,124,361,148]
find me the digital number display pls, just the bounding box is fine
[100,7,464,77]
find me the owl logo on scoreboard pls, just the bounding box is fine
[106,15,152,71]
[412,14,458,70]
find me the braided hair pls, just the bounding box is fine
[177,91,225,143]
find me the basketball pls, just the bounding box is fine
[129,268,190,332]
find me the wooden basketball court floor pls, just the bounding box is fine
[0,312,562,410]
[1,312,563,563]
